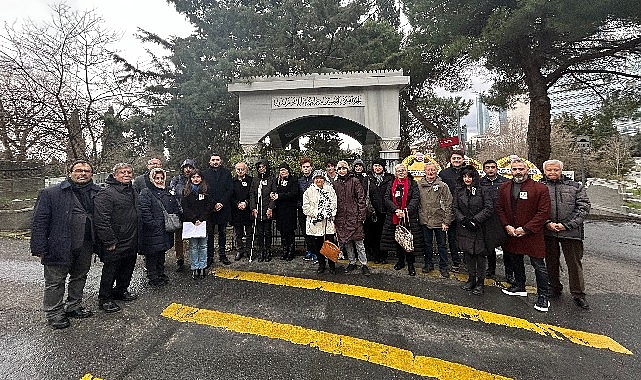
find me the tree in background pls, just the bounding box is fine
[402,0,641,169]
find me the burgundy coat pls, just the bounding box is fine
[495,177,550,258]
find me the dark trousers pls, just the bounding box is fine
[464,252,487,280]
[207,222,228,259]
[446,223,462,266]
[174,229,185,262]
[311,235,335,270]
[145,250,167,282]
[422,226,448,270]
[99,254,137,301]
[395,244,415,266]
[298,209,312,253]
[545,236,586,297]
[280,229,296,250]
[255,220,273,251]
[364,213,386,262]
[502,250,516,279]
[234,224,253,253]
[43,242,93,319]
[510,252,549,297]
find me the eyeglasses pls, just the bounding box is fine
[72,169,92,173]
[337,167,348,170]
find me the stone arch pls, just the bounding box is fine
[228,70,409,160]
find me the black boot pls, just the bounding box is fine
[192,270,198,280]
[280,244,289,260]
[234,248,243,261]
[258,248,265,262]
[265,248,272,262]
[472,278,485,295]
[462,276,476,291]
[316,262,326,273]
[286,244,295,261]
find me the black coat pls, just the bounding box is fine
[231,175,253,226]
[93,175,140,262]
[380,179,424,253]
[274,174,299,232]
[181,187,214,224]
[453,186,493,255]
[368,172,394,215]
[30,179,101,266]
[202,166,233,224]
[250,175,277,221]
[479,175,510,249]
[139,186,180,255]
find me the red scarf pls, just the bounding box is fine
[391,177,409,224]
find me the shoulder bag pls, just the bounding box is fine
[395,210,414,252]
[154,196,181,232]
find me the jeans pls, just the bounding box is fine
[510,253,549,297]
[344,239,367,265]
[188,237,208,270]
[43,242,92,319]
[422,226,448,270]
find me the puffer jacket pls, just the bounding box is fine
[417,176,453,228]
[139,186,180,254]
[453,185,493,255]
[93,174,140,262]
[541,175,591,240]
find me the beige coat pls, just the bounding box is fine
[302,183,337,237]
[417,177,453,228]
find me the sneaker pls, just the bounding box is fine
[534,295,550,312]
[345,263,357,273]
[361,265,371,276]
[303,251,313,261]
[502,285,527,297]
[311,255,319,265]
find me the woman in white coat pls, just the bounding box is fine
[302,170,338,274]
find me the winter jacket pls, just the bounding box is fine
[438,165,464,194]
[496,177,551,258]
[302,183,337,237]
[367,172,394,215]
[274,174,299,232]
[380,179,424,253]
[202,166,233,224]
[133,171,152,194]
[93,174,140,262]
[231,174,253,227]
[479,174,510,249]
[333,174,366,243]
[417,176,453,228]
[31,178,101,266]
[541,175,591,240]
[297,174,314,208]
[453,185,493,255]
[250,160,277,222]
[139,186,180,255]
[169,159,196,204]
[181,187,214,224]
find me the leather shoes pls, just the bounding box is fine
[112,291,137,302]
[48,315,70,329]
[573,297,590,310]
[394,262,405,271]
[99,300,121,313]
[408,265,416,276]
[65,307,93,319]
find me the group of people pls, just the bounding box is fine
[30,150,591,329]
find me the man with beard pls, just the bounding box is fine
[231,162,253,261]
[31,160,101,329]
[202,153,233,266]
[496,159,552,312]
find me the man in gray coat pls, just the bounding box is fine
[542,159,591,310]
[31,160,101,329]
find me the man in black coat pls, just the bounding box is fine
[231,161,253,261]
[94,163,140,313]
[202,153,233,266]
[438,149,465,272]
[480,159,510,280]
[31,160,101,329]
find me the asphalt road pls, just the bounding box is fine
[1,219,639,380]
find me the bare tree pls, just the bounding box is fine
[0,2,143,164]
[475,119,529,163]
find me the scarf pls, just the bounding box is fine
[191,183,201,194]
[391,177,409,224]
[374,173,384,186]
[71,181,94,213]
[316,185,332,220]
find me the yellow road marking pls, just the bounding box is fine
[81,374,103,380]
[162,302,511,380]
[215,268,632,355]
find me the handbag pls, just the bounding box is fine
[154,196,181,232]
[395,211,414,252]
[319,220,340,262]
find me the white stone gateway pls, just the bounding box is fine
[228,70,409,161]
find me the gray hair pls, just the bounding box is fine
[112,162,133,173]
[543,159,564,170]
[393,163,407,172]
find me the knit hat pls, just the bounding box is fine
[353,159,364,167]
[311,170,326,180]
[180,158,195,169]
[277,162,291,171]
[372,158,386,168]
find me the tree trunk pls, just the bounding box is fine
[522,60,552,170]
[66,109,87,161]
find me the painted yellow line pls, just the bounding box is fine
[80,374,103,380]
[162,302,511,380]
[215,268,632,355]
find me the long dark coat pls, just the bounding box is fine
[93,175,140,262]
[380,179,424,253]
[231,174,253,227]
[453,186,493,255]
[274,174,299,232]
[202,166,233,224]
[333,175,366,243]
[479,175,510,249]
[31,179,101,266]
[368,172,394,215]
[496,177,551,258]
[139,186,180,255]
